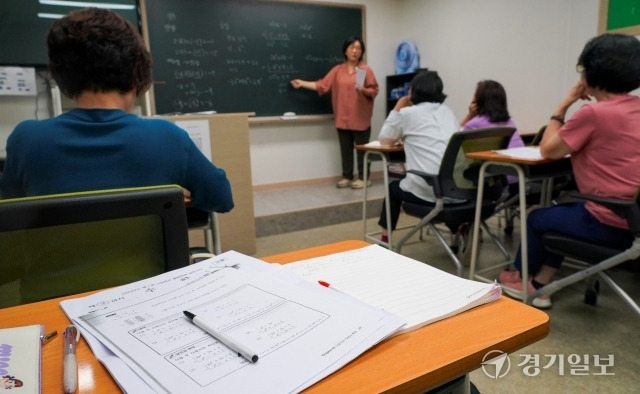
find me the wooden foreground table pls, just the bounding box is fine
[1,240,549,393]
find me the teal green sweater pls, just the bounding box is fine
[1,108,233,213]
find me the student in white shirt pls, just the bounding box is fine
[377,71,460,243]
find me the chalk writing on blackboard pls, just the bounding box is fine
[144,0,363,116]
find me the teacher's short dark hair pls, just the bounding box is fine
[577,33,640,93]
[342,36,365,61]
[410,71,447,104]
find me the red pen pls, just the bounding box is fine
[318,280,347,294]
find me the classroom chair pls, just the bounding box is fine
[0,185,191,308]
[528,190,640,316]
[186,206,221,255]
[394,127,514,276]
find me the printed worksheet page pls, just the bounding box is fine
[61,252,403,394]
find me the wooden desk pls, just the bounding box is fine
[465,150,572,301]
[355,144,405,250]
[1,240,549,393]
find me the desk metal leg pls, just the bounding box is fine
[212,212,222,255]
[469,163,487,280]
[363,151,393,249]
[540,177,554,206]
[204,228,214,254]
[463,374,471,394]
[469,162,529,302]
[514,164,529,302]
[204,212,222,255]
[362,151,370,243]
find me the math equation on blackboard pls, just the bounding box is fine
[145,0,363,116]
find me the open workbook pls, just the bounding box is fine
[282,244,502,335]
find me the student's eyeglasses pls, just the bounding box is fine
[576,64,585,73]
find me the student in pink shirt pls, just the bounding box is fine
[499,33,640,308]
[291,36,379,189]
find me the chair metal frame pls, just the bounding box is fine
[528,192,640,315]
[394,127,515,276]
[186,206,221,255]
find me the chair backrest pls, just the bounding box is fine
[529,125,546,146]
[0,185,190,307]
[631,189,640,236]
[438,127,516,200]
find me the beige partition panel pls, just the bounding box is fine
[165,113,256,254]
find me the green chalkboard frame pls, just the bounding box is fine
[140,0,366,118]
[599,0,640,35]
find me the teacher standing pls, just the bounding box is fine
[291,36,379,189]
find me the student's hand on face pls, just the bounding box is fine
[394,95,412,110]
[566,80,590,103]
[555,80,590,118]
[467,101,478,116]
[577,81,590,101]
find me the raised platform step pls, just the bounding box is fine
[253,181,385,237]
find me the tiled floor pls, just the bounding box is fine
[193,180,640,393]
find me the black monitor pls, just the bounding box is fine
[0,0,139,66]
[0,185,190,306]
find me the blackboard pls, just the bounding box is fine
[142,0,364,116]
[598,0,640,35]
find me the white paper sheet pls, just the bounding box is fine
[493,146,544,160]
[363,140,402,148]
[0,67,37,96]
[61,252,403,394]
[283,245,501,335]
[175,119,212,161]
[355,67,366,89]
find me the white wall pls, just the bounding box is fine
[0,0,602,187]
[398,0,599,131]
[249,0,600,187]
